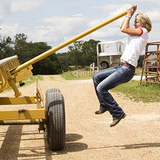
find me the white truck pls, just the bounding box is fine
[97,41,124,70]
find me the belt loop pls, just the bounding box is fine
[119,61,135,70]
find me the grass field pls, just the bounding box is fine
[111,80,160,103]
[3,68,160,103]
[3,75,43,92]
[61,68,160,103]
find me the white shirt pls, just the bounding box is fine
[120,28,149,67]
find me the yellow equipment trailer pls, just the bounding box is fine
[0,10,127,151]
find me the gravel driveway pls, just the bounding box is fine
[0,75,160,160]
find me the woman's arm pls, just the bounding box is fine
[120,5,142,36]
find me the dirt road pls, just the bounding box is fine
[0,75,160,160]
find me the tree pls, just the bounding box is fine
[57,52,70,72]
[13,33,62,74]
[67,39,99,67]
[14,33,29,64]
[33,55,62,75]
[138,55,144,67]
[68,41,84,66]
[81,39,100,66]
[0,36,14,59]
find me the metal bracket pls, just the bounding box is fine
[38,120,46,132]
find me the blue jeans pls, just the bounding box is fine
[92,64,135,120]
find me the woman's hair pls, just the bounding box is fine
[136,13,152,33]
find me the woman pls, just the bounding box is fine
[92,5,152,127]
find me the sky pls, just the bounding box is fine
[0,0,160,53]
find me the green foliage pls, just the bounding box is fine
[0,36,14,59]
[61,72,77,80]
[137,55,144,67]
[57,39,100,70]
[4,75,43,92]
[111,80,160,103]
[23,75,43,85]
[62,69,160,103]
[68,39,100,67]
[81,39,99,66]
[134,67,142,76]
[57,52,70,72]
[0,33,62,75]
[83,66,90,70]
[0,34,101,74]
[61,72,92,80]
[0,32,146,76]
[68,41,83,66]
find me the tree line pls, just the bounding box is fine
[57,39,100,71]
[0,33,144,75]
[0,33,61,75]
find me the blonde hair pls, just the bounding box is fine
[136,13,152,33]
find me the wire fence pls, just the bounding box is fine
[69,69,96,78]
[67,63,97,78]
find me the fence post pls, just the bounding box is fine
[92,63,95,74]
[90,63,95,75]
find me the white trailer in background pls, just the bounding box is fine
[97,41,124,70]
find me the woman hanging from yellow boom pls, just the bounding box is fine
[93,4,152,127]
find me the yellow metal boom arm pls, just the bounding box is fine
[11,10,127,74]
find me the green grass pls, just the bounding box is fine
[61,69,160,103]
[49,75,55,80]
[61,67,142,80]
[134,67,142,76]
[111,80,160,103]
[23,75,43,85]
[4,75,43,92]
[61,72,92,80]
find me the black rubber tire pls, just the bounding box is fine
[100,61,109,70]
[46,88,61,94]
[45,92,65,151]
[45,88,61,113]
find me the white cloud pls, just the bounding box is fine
[0,1,160,53]
[130,0,160,3]
[0,1,12,15]
[145,10,160,23]
[0,23,29,39]
[11,0,45,12]
[85,4,130,16]
[41,15,90,40]
[0,10,127,51]
[0,16,4,24]
[28,26,64,44]
[0,0,45,14]
[22,13,125,51]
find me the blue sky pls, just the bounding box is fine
[0,0,159,53]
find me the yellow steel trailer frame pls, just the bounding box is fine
[0,69,45,129]
[0,79,45,120]
[0,10,127,129]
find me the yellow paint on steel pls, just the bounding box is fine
[11,10,127,74]
[0,96,36,105]
[0,109,45,120]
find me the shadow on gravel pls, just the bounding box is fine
[0,126,88,160]
[1,126,159,159]
[0,125,23,160]
[65,133,88,152]
[45,133,88,157]
[89,142,160,150]
[115,143,160,150]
